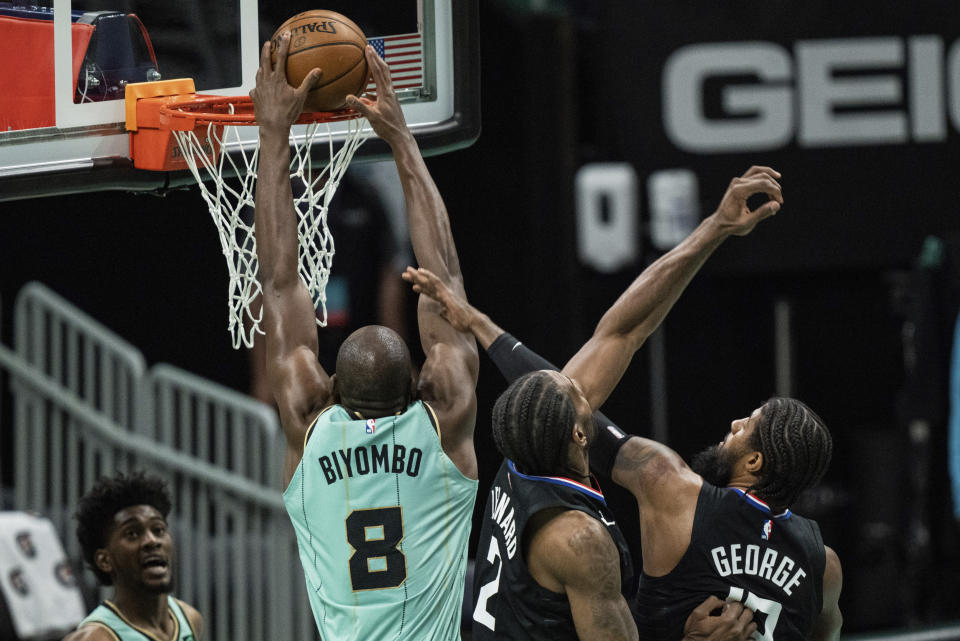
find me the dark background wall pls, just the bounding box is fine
[2,0,959,633]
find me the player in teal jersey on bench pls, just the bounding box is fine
[64,472,202,641]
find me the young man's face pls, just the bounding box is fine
[99,504,174,594]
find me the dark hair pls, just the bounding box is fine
[749,397,833,512]
[75,472,172,585]
[492,371,577,476]
[335,326,413,414]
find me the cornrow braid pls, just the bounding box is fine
[75,471,172,585]
[749,397,833,512]
[492,371,577,476]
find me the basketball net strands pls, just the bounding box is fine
[125,78,369,349]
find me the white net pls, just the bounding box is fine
[171,117,369,349]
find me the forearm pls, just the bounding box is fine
[390,135,464,293]
[595,214,730,346]
[254,130,298,288]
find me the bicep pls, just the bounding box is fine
[259,277,331,427]
[270,345,331,446]
[611,436,697,505]
[562,332,637,410]
[812,547,842,641]
[546,515,637,641]
[261,278,322,376]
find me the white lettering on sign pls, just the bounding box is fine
[663,35,960,152]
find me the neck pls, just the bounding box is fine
[565,452,591,486]
[725,470,757,492]
[342,397,409,419]
[111,588,170,631]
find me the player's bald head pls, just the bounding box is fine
[335,325,415,417]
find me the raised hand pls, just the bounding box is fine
[712,166,783,237]
[683,596,758,641]
[402,267,477,332]
[346,46,411,146]
[249,32,322,134]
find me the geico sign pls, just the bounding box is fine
[664,36,960,152]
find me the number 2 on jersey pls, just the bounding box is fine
[345,506,407,591]
[727,586,782,641]
[473,535,503,631]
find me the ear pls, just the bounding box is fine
[744,451,764,474]
[330,374,341,403]
[572,420,588,448]
[94,548,112,576]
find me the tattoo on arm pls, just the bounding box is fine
[564,517,636,641]
[614,439,660,473]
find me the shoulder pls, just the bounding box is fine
[174,598,204,639]
[823,545,842,593]
[62,623,118,641]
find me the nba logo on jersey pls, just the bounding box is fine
[761,519,773,540]
[365,419,376,434]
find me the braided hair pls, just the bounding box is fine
[748,397,833,512]
[492,371,578,476]
[75,471,172,585]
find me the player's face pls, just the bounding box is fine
[102,504,174,594]
[720,406,763,453]
[691,406,763,486]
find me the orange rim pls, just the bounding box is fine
[157,94,362,129]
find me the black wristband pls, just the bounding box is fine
[487,333,559,383]
[590,412,633,479]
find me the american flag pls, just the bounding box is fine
[366,33,424,93]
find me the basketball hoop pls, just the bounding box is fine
[126,79,370,349]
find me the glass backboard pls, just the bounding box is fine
[0,0,479,201]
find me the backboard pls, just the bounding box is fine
[0,0,479,201]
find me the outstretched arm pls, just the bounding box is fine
[562,166,783,410]
[348,48,478,477]
[403,266,629,476]
[249,33,331,484]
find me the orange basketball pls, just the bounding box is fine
[271,10,368,112]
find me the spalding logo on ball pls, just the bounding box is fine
[271,10,369,112]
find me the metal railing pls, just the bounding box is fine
[0,282,315,641]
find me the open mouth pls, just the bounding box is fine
[141,556,169,573]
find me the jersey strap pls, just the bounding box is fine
[729,487,792,519]
[506,460,606,504]
[79,596,191,641]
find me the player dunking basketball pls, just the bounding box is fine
[250,34,478,640]
[405,167,840,641]
[64,472,202,641]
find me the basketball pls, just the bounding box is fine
[271,10,368,112]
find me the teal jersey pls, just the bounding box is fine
[77,596,197,641]
[283,401,478,641]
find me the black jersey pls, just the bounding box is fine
[471,460,633,641]
[633,482,825,641]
